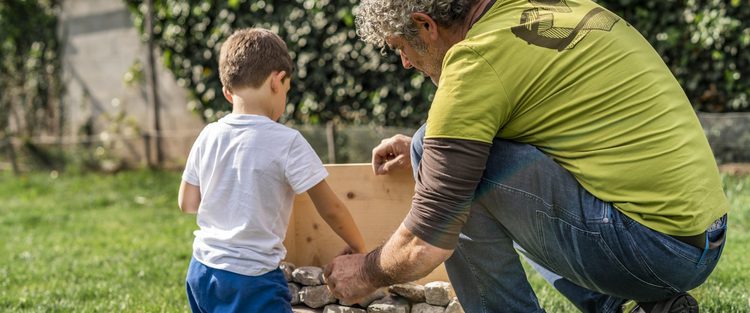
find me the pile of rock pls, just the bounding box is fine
[281,262,465,313]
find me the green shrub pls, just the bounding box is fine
[125,0,749,128]
[0,1,63,142]
[124,0,435,127]
[599,0,750,113]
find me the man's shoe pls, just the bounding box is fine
[626,293,699,313]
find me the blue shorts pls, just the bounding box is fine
[186,257,292,313]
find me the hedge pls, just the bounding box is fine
[125,0,750,127]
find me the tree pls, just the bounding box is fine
[0,0,63,173]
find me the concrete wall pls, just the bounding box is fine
[60,0,203,167]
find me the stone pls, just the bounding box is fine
[424,281,455,306]
[300,285,337,308]
[388,282,425,303]
[323,304,367,313]
[293,266,325,286]
[367,295,410,313]
[281,261,296,282]
[444,297,464,313]
[412,303,445,313]
[339,288,387,307]
[289,282,301,305]
[293,305,323,313]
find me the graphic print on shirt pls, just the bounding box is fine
[511,0,619,51]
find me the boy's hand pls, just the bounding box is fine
[337,245,367,256]
[372,134,412,175]
[337,246,356,256]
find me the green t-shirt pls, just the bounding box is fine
[425,0,728,236]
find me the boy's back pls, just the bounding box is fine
[182,113,326,276]
[178,27,364,313]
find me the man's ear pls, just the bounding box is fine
[410,12,439,41]
[270,71,287,93]
[222,86,233,103]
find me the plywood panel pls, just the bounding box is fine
[283,163,449,284]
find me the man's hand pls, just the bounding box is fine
[325,224,454,303]
[324,253,376,303]
[372,134,413,175]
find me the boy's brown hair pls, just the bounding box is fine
[219,28,294,91]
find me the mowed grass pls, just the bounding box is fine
[0,170,194,312]
[0,170,748,312]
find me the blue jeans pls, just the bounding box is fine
[186,257,292,313]
[410,125,727,313]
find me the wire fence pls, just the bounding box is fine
[699,113,750,164]
[1,112,748,173]
[0,124,420,173]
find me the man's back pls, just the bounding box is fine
[425,0,728,235]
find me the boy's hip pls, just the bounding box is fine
[186,257,292,312]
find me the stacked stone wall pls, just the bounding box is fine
[281,262,465,313]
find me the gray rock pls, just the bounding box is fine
[281,261,296,282]
[424,282,455,306]
[388,282,425,303]
[293,266,325,286]
[293,305,323,313]
[289,282,301,305]
[324,304,367,313]
[444,297,464,313]
[367,295,410,313]
[339,288,387,307]
[301,285,337,308]
[412,303,445,313]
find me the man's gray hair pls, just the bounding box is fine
[355,0,477,49]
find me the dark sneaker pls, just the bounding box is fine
[626,293,699,313]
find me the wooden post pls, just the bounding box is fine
[3,138,20,175]
[326,121,336,164]
[144,0,163,167]
[143,133,152,168]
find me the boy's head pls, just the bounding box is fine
[219,28,293,92]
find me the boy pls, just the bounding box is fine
[178,28,366,313]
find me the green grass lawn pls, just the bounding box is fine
[0,170,748,312]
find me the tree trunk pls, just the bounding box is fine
[326,121,336,164]
[145,0,163,167]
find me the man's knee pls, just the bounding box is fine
[484,139,553,179]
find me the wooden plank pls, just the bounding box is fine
[283,163,449,284]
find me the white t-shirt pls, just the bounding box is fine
[182,114,327,276]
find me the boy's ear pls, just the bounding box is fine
[222,86,234,103]
[270,71,287,93]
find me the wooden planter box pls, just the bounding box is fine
[284,164,448,284]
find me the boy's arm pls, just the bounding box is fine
[178,180,201,214]
[307,180,367,254]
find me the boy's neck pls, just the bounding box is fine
[230,89,274,119]
[232,101,270,117]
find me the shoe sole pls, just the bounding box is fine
[651,294,699,313]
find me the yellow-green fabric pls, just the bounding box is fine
[425,0,728,236]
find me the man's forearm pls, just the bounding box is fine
[363,223,454,287]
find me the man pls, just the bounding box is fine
[324,1,729,312]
